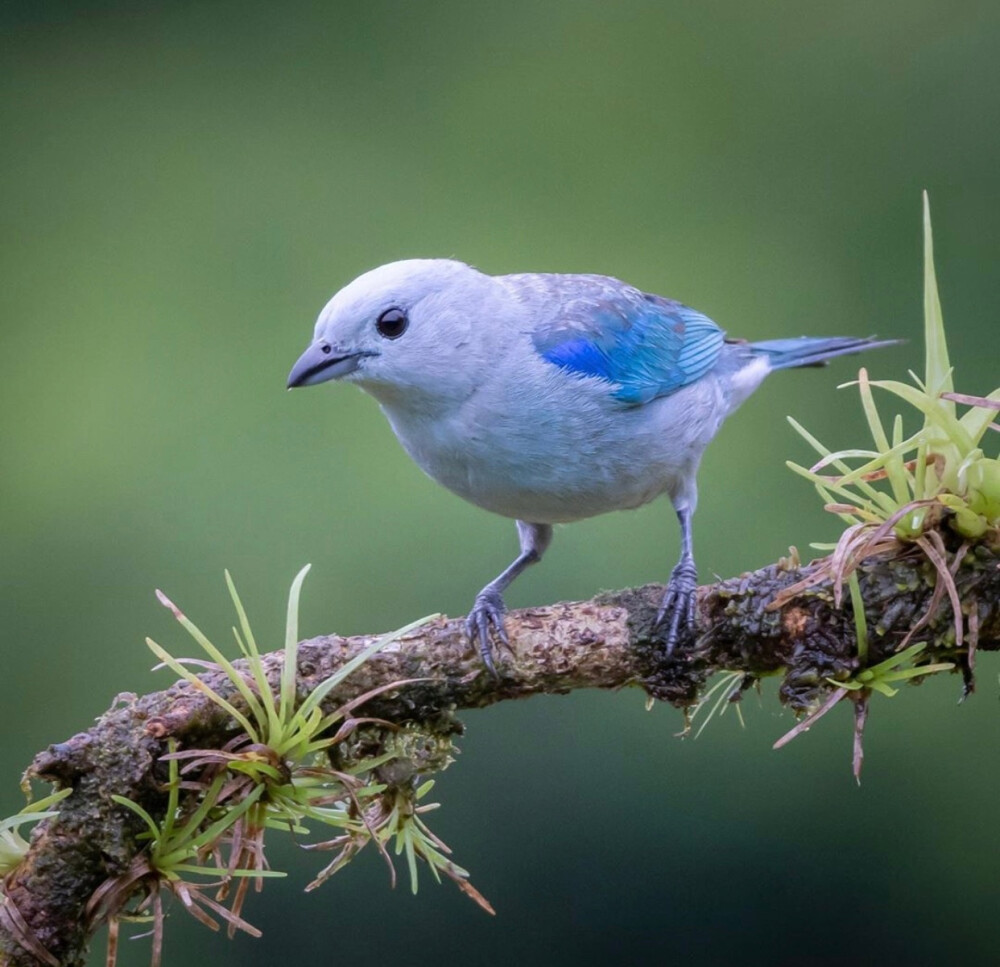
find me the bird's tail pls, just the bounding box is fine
[750,336,900,371]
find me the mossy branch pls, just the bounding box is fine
[2,542,999,967]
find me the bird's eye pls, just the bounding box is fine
[376,307,408,339]
[320,342,332,355]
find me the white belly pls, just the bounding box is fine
[380,372,729,523]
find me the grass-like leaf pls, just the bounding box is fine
[279,564,311,729]
[923,190,954,407]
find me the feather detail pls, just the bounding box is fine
[530,282,726,405]
[750,336,900,370]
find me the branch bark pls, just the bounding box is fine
[2,543,998,967]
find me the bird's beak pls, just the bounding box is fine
[286,343,371,389]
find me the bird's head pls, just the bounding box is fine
[287,258,494,406]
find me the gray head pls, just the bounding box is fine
[287,258,496,405]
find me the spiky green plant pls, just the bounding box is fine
[147,566,428,842]
[788,193,999,539]
[147,568,483,911]
[768,194,997,775]
[780,193,999,643]
[94,568,488,966]
[88,743,281,967]
[148,565,428,765]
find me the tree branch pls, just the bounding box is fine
[2,543,998,967]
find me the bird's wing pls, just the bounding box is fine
[526,276,726,405]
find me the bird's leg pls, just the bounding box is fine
[656,506,698,654]
[466,520,553,677]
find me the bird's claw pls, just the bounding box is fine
[655,560,698,655]
[465,588,509,678]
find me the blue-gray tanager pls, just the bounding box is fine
[288,259,893,674]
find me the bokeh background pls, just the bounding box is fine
[3,2,1000,965]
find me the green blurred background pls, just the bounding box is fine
[3,2,1000,964]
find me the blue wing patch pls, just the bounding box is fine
[533,286,726,405]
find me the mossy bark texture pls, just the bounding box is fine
[2,545,998,967]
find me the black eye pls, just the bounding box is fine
[376,307,408,339]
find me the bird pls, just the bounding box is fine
[287,258,894,675]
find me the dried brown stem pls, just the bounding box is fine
[2,542,999,967]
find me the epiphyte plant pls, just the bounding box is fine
[83,568,489,967]
[783,192,998,629]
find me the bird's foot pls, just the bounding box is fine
[465,587,509,678]
[655,560,698,655]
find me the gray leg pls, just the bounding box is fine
[466,520,553,676]
[656,506,698,653]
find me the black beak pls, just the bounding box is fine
[287,343,371,388]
